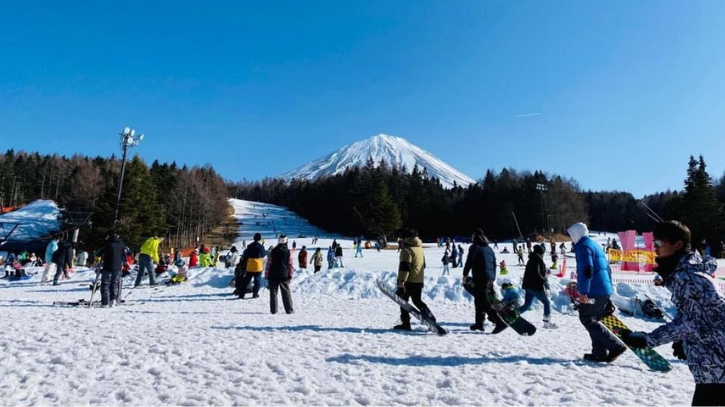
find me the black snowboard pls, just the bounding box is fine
[376,280,447,335]
[463,280,536,336]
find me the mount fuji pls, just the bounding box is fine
[281,134,476,189]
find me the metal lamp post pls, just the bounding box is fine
[113,127,144,225]
[536,183,551,236]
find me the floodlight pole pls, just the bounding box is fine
[113,127,144,225]
[536,183,551,236]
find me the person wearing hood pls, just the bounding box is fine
[265,234,294,314]
[462,229,507,333]
[567,222,626,363]
[393,228,437,330]
[519,244,556,328]
[618,221,725,406]
[100,233,126,307]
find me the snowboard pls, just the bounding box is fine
[463,279,536,336]
[375,280,447,335]
[565,282,673,372]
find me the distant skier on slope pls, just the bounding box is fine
[618,221,725,407]
[393,228,437,331]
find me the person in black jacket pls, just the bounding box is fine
[462,229,507,333]
[265,234,294,314]
[519,245,556,328]
[100,233,126,307]
[52,237,74,285]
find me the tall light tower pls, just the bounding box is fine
[113,127,144,225]
[536,183,551,236]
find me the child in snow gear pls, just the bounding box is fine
[619,221,725,406]
[265,234,294,314]
[235,233,267,298]
[462,229,507,333]
[311,248,323,273]
[394,229,436,330]
[519,245,556,328]
[189,248,199,268]
[501,282,522,307]
[499,260,508,275]
[170,259,188,284]
[568,222,626,363]
[135,235,163,287]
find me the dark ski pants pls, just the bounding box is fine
[269,279,294,314]
[396,282,430,324]
[134,254,157,286]
[519,289,551,318]
[238,272,261,297]
[101,270,121,305]
[692,383,725,406]
[314,265,321,273]
[470,280,506,327]
[578,295,624,359]
[52,261,69,284]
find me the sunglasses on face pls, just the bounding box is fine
[654,239,666,248]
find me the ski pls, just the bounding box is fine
[376,280,447,335]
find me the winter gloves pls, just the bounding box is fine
[672,341,687,360]
[619,329,649,349]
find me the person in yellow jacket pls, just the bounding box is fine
[135,235,164,287]
[199,247,213,267]
[394,228,437,331]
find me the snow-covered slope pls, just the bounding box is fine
[0,200,704,406]
[282,134,476,189]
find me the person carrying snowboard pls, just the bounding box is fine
[619,221,725,406]
[568,222,626,363]
[462,229,507,333]
[265,234,294,314]
[393,228,437,330]
[519,244,556,328]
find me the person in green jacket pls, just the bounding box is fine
[135,235,164,287]
[394,228,437,331]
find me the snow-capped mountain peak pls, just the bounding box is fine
[281,134,476,188]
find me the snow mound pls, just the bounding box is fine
[281,134,476,189]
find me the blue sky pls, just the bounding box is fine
[1,1,724,197]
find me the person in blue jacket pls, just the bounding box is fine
[568,222,626,363]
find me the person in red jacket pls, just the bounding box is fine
[188,248,199,268]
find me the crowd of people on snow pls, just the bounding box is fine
[6,214,725,406]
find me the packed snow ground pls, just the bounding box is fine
[1,199,718,406]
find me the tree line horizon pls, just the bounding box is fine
[1,150,723,257]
